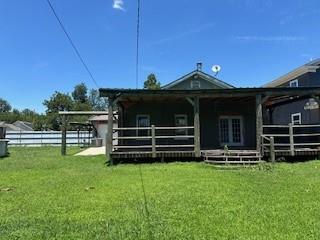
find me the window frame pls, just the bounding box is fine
[219,116,244,146]
[190,80,201,89]
[136,114,151,138]
[174,114,188,140]
[291,113,301,125]
[289,79,299,87]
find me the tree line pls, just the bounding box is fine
[0,73,160,131]
[0,83,107,130]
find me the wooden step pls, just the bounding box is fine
[205,160,264,164]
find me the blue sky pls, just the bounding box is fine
[1,0,320,112]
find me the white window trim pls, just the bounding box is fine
[136,114,150,138]
[289,79,299,87]
[190,80,201,89]
[219,116,244,146]
[291,113,301,125]
[174,114,188,140]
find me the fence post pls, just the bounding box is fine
[289,123,295,156]
[106,100,114,165]
[194,97,201,158]
[151,125,156,158]
[270,136,275,163]
[61,115,67,156]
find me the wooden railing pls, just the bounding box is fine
[261,124,320,158]
[112,125,195,157]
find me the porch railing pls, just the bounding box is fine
[112,125,195,157]
[261,124,320,159]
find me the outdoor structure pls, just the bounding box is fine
[263,59,320,125]
[99,64,320,164]
[89,113,118,146]
[59,111,110,155]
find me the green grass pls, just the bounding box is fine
[1,148,320,239]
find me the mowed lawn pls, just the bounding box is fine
[1,148,320,239]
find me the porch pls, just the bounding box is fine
[100,87,320,164]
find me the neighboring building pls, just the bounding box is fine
[89,114,117,146]
[100,63,320,162]
[0,121,33,131]
[263,59,320,125]
[12,121,33,131]
[0,122,22,131]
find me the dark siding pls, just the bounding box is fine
[271,68,320,125]
[271,99,320,125]
[279,68,320,87]
[168,76,224,90]
[121,98,256,150]
[200,99,256,149]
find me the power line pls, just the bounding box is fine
[45,0,99,88]
[135,0,141,88]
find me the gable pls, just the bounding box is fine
[161,71,234,90]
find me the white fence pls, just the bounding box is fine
[6,131,93,146]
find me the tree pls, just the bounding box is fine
[88,89,107,111]
[143,73,161,90]
[0,98,12,113]
[43,91,74,130]
[72,83,88,103]
[43,92,74,113]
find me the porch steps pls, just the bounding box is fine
[202,150,263,164]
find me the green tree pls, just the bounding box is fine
[0,98,12,113]
[43,91,74,130]
[88,89,107,111]
[72,83,88,103]
[143,73,161,90]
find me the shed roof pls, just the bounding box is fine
[100,87,320,99]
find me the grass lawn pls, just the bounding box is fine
[1,148,320,239]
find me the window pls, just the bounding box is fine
[219,116,243,146]
[191,80,201,89]
[290,79,299,87]
[175,114,188,137]
[136,115,150,137]
[291,113,301,125]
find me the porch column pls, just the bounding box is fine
[106,98,114,165]
[256,94,263,152]
[61,114,67,156]
[194,97,201,157]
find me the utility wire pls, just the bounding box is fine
[135,0,141,88]
[45,0,99,88]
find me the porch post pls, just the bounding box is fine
[194,96,201,157]
[61,114,67,156]
[106,98,114,165]
[256,94,263,153]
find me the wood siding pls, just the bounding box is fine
[120,98,256,150]
[168,76,225,90]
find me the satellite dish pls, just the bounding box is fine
[211,65,221,76]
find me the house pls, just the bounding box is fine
[263,59,320,125]
[0,122,22,131]
[12,121,33,131]
[99,63,320,164]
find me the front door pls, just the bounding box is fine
[219,116,243,146]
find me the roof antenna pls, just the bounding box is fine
[211,64,221,77]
